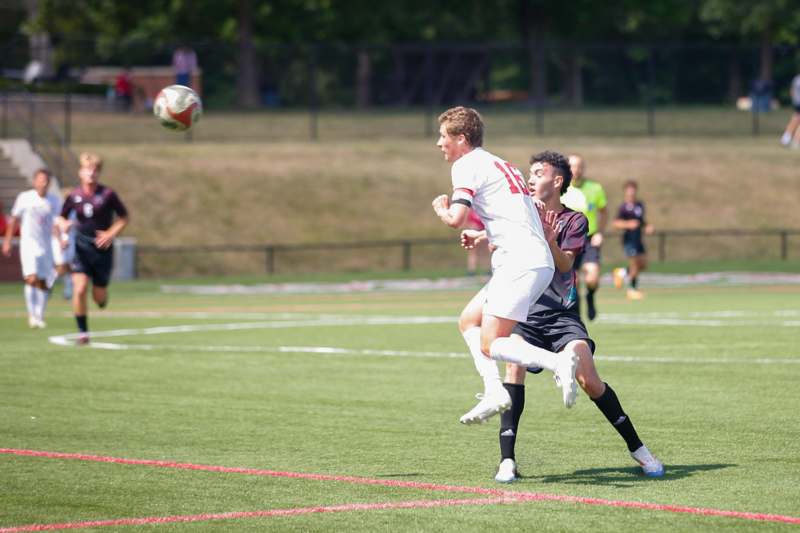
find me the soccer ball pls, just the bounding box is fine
[153,85,202,131]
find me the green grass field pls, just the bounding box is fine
[2,275,799,531]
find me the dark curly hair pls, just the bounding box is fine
[529,150,572,194]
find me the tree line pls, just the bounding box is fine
[2,0,799,108]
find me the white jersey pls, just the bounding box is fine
[11,189,62,255]
[450,148,553,271]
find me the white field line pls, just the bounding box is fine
[50,341,800,365]
[158,272,800,296]
[45,316,800,365]
[47,316,454,345]
[84,309,800,319]
[15,308,799,322]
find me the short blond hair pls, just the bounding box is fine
[438,106,484,147]
[79,152,103,170]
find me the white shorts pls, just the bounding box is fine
[482,265,554,322]
[20,245,56,286]
[51,235,74,266]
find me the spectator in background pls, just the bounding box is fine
[114,68,133,111]
[613,180,653,301]
[780,71,800,149]
[464,209,488,276]
[172,45,197,87]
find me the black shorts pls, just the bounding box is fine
[513,311,596,355]
[576,242,601,267]
[794,103,800,113]
[72,234,114,287]
[624,239,646,257]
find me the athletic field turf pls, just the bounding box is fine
[1,276,799,531]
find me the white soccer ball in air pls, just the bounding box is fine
[153,84,202,131]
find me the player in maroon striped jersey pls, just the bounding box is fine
[56,152,129,345]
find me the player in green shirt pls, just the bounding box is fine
[560,155,607,320]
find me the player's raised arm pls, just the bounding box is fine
[432,193,469,227]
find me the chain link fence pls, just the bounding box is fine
[2,39,798,143]
[134,230,800,278]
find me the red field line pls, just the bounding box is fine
[0,497,517,532]
[2,448,799,527]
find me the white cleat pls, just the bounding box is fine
[459,389,512,425]
[554,350,579,408]
[494,458,519,483]
[28,316,38,329]
[34,318,46,329]
[631,445,665,478]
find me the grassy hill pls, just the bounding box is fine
[80,135,799,242]
[62,110,800,275]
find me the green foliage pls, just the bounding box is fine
[700,0,800,44]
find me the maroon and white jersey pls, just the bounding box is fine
[61,185,128,237]
[450,148,552,271]
[529,208,587,316]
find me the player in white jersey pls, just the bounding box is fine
[2,169,62,328]
[432,107,578,425]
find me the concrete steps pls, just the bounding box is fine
[0,151,29,214]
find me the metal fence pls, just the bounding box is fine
[1,40,798,141]
[134,229,800,278]
[0,91,79,186]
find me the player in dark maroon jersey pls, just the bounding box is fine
[461,151,663,482]
[612,180,654,300]
[56,152,129,345]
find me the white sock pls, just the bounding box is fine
[24,285,37,318]
[489,335,560,371]
[63,274,73,297]
[781,132,792,145]
[34,287,50,321]
[462,327,503,394]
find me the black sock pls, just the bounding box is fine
[75,315,88,333]
[630,276,638,289]
[499,383,525,460]
[586,287,596,319]
[591,383,643,452]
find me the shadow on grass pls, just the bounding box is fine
[522,463,735,488]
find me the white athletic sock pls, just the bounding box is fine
[24,285,37,318]
[781,132,792,145]
[489,335,560,371]
[34,287,50,321]
[62,274,73,298]
[462,327,503,394]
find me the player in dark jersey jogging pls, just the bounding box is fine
[56,152,129,345]
[613,180,653,300]
[461,151,663,482]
